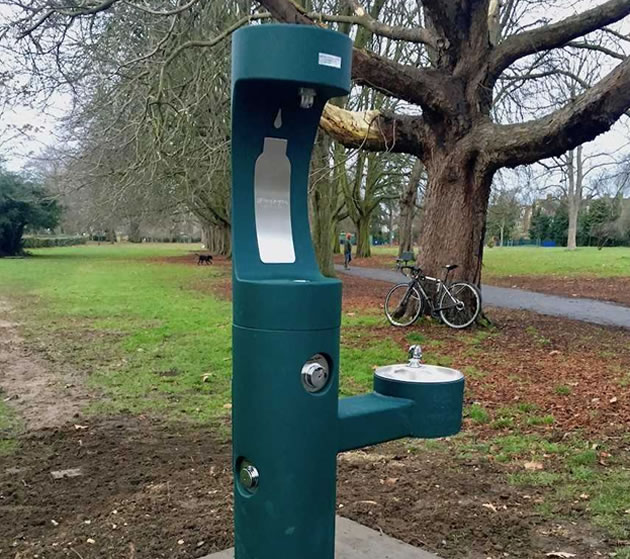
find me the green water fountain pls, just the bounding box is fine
[230,23,465,559]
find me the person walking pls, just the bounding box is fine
[343,233,352,270]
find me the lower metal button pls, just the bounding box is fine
[301,355,330,392]
[239,463,259,490]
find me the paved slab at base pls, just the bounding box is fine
[201,516,442,559]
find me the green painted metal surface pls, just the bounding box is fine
[373,376,464,439]
[231,23,464,559]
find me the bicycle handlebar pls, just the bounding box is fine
[398,264,424,277]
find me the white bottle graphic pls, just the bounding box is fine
[254,137,295,263]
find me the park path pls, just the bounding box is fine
[336,265,630,329]
[0,297,89,430]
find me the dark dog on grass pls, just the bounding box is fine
[196,253,213,265]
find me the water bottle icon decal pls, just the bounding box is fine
[254,136,295,263]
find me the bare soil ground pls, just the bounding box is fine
[0,299,89,431]
[2,264,630,558]
[1,417,617,559]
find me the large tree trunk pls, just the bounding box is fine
[128,220,142,243]
[311,192,336,276]
[398,159,423,257]
[355,215,371,258]
[567,203,579,250]
[310,134,337,277]
[1,222,25,256]
[332,221,341,254]
[418,153,493,285]
[566,147,583,251]
[202,222,231,256]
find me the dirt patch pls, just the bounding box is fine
[0,299,90,431]
[337,444,613,559]
[334,253,395,270]
[340,274,394,312]
[0,417,233,558]
[0,418,614,559]
[487,274,630,307]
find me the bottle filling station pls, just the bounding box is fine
[230,24,465,559]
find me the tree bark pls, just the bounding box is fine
[332,221,341,254]
[128,220,142,243]
[355,215,371,257]
[566,147,583,251]
[417,152,493,285]
[310,135,337,277]
[398,159,423,257]
[202,222,231,256]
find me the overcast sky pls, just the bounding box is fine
[0,1,629,180]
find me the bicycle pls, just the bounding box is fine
[384,263,481,329]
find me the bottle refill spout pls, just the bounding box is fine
[231,24,464,559]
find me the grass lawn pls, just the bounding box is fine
[0,243,233,427]
[0,244,408,424]
[1,243,629,557]
[370,245,630,277]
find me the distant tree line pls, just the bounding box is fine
[529,197,630,248]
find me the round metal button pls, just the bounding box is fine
[239,463,259,490]
[301,355,330,392]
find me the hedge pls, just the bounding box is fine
[23,235,88,248]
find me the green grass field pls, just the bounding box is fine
[1,243,629,551]
[0,244,407,425]
[372,245,630,277]
[0,244,236,424]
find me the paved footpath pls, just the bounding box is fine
[336,265,630,329]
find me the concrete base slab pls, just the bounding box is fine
[201,516,442,559]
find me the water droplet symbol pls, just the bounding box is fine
[273,109,282,129]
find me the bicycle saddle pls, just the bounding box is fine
[444,264,458,271]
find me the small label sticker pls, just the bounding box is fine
[318,52,342,69]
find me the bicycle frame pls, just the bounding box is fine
[407,274,462,315]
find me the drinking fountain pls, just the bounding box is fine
[230,23,465,559]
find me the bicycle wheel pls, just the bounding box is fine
[384,283,424,327]
[438,282,481,329]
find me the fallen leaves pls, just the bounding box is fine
[524,461,544,471]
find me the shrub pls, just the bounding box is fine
[22,235,87,248]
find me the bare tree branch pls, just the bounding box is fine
[257,0,457,114]
[566,41,626,61]
[154,12,271,103]
[490,57,630,167]
[17,0,120,39]
[320,103,423,155]
[491,0,630,75]
[303,9,436,46]
[122,0,202,16]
